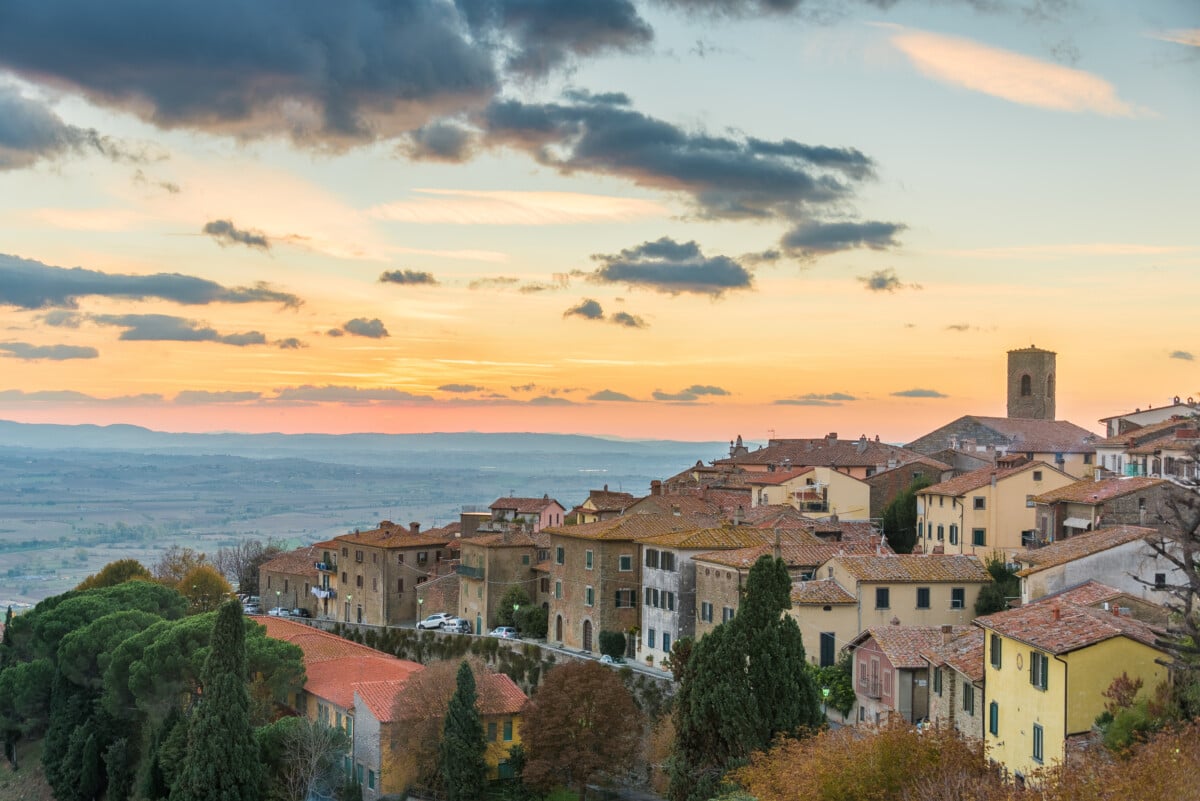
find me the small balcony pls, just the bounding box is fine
[865,680,882,699]
[456,565,485,580]
[315,561,337,573]
[311,587,336,600]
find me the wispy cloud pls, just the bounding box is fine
[1150,29,1200,48]
[439,383,487,393]
[202,219,271,251]
[589,389,639,402]
[174,390,263,404]
[369,189,668,225]
[0,342,98,360]
[774,392,856,406]
[610,311,647,329]
[858,268,920,293]
[891,388,948,398]
[653,384,730,402]
[886,25,1141,117]
[1169,350,1194,361]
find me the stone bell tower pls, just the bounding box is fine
[1007,346,1056,420]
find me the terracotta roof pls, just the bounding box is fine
[1099,404,1200,423]
[744,467,816,485]
[832,554,991,583]
[546,513,702,542]
[851,626,972,669]
[476,671,528,716]
[921,628,985,683]
[1032,476,1167,505]
[1014,527,1158,576]
[718,436,929,469]
[976,594,1162,654]
[790,578,856,605]
[261,545,322,577]
[462,531,538,548]
[1047,580,1125,606]
[1093,415,1199,448]
[583,489,637,512]
[635,526,774,549]
[864,456,952,481]
[1128,432,1200,456]
[336,522,457,549]
[258,617,387,662]
[625,494,727,526]
[694,537,886,570]
[921,460,1062,497]
[490,496,564,514]
[306,655,421,709]
[355,679,406,723]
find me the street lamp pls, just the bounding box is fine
[347,594,352,623]
[821,686,831,718]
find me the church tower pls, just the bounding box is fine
[1007,346,1056,420]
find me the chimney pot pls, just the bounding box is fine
[410,521,420,535]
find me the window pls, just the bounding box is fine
[933,667,942,696]
[645,549,660,569]
[949,525,959,545]
[585,550,593,570]
[342,547,348,557]
[356,763,363,784]
[371,577,377,591]
[397,579,404,593]
[661,552,676,571]
[918,521,924,539]
[973,497,986,510]
[1032,470,1043,481]
[1020,374,1031,396]
[644,587,652,606]
[522,554,530,565]
[614,589,635,608]
[665,591,675,611]
[1032,723,1044,764]
[416,551,428,564]
[1030,651,1049,690]
[962,682,975,715]
[990,633,1002,669]
[503,720,513,741]
[1084,453,1093,465]
[372,553,378,564]
[555,546,564,565]
[951,588,965,609]
[619,554,632,571]
[647,628,656,648]
[398,553,404,563]
[916,587,930,609]
[488,722,497,741]
[585,586,594,607]
[663,632,671,653]
[722,606,735,622]
[341,571,347,584]
[1155,572,1167,590]
[875,587,890,609]
[267,576,272,589]
[540,577,549,593]
[972,528,986,547]
[701,602,713,622]
[284,579,289,593]
[355,550,363,563]
[820,632,836,667]
[368,770,376,790]
[554,581,562,599]
[989,701,999,736]
[356,574,363,588]
[937,524,944,541]
[1026,494,1036,508]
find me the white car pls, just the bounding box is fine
[266,607,290,617]
[488,626,518,639]
[417,612,453,630]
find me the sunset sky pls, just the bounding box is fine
[0,0,1196,442]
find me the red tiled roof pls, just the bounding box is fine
[921,628,985,682]
[583,489,637,512]
[865,456,952,481]
[833,554,991,583]
[336,522,457,549]
[1014,526,1158,576]
[546,513,702,542]
[355,679,407,723]
[745,467,816,485]
[963,416,1098,453]
[490,496,564,514]
[1032,476,1167,505]
[694,537,887,570]
[921,460,1061,497]
[790,578,856,605]
[307,655,421,709]
[1093,415,1199,448]
[635,526,775,549]
[975,593,1162,654]
[261,545,322,577]
[1048,580,1124,606]
[1128,432,1200,455]
[476,671,527,716]
[718,436,929,469]
[851,626,973,669]
[258,617,386,662]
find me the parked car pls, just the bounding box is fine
[266,607,290,617]
[242,604,261,615]
[488,626,518,639]
[600,654,625,665]
[443,618,472,634]
[290,608,311,618]
[417,612,453,630]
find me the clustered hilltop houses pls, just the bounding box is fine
[257,346,1200,795]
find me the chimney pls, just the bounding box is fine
[857,434,868,454]
[1111,604,1119,617]
[941,624,953,644]
[1053,605,1061,621]
[827,432,838,442]
[869,534,881,554]
[734,505,743,526]
[773,528,782,561]
[650,480,662,496]
[603,484,608,492]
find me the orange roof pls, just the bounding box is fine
[694,537,887,570]
[261,545,322,577]
[545,513,700,542]
[850,626,973,669]
[336,521,456,549]
[832,554,991,583]
[258,617,385,661]
[307,655,421,709]
[790,578,856,605]
[921,628,985,683]
[636,526,774,549]
[976,594,1162,654]
[476,671,527,716]
[744,467,816,485]
[1014,526,1159,576]
[355,679,407,723]
[921,460,1062,497]
[462,531,538,548]
[1093,415,1198,447]
[490,496,564,514]
[1032,476,1167,505]
[719,436,929,469]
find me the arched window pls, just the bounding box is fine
[1046,373,1054,398]
[1020,374,1032,396]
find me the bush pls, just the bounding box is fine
[598,630,626,659]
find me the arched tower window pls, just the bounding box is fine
[1046,373,1055,398]
[1020,374,1032,397]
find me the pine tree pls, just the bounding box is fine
[171,601,262,801]
[668,554,823,801]
[440,661,489,801]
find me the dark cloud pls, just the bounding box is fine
[0,252,300,309]
[610,311,647,329]
[173,390,262,404]
[511,383,538,392]
[326,328,345,338]
[276,337,305,349]
[891,388,948,398]
[469,276,520,290]
[774,391,856,406]
[91,313,267,346]
[380,269,439,286]
[1170,350,1194,361]
[654,384,730,401]
[858,268,920,293]
[589,389,639,402]
[0,389,164,405]
[439,383,486,393]
[781,220,906,258]
[564,299,605,320]
[40,310,84,328]
[0,84,146,170]
[455,0,653,77]
[590,238,752,296]
[399,121,477,162]
[0,1,499,148]
[0,342,99,360]
[273,385,434,405]
[342,318,390,338]
[654,0,803,15]
[528,395,575,406]
[483,92,873,221]
[202,220,271,251]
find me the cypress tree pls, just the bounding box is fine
[171,601,262,801]
[440,661,488,801]
[668,555,822,801]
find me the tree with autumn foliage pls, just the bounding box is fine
[75,558,152,591]
[179,564,234,613]
[668,554,823,801]
[521,659,642,801]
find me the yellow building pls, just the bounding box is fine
[976,586,1170,781]
[917,461,1074,556]
[789,578,858,670]
[747,465,871,520]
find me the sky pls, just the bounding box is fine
[0,0,1197,443]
